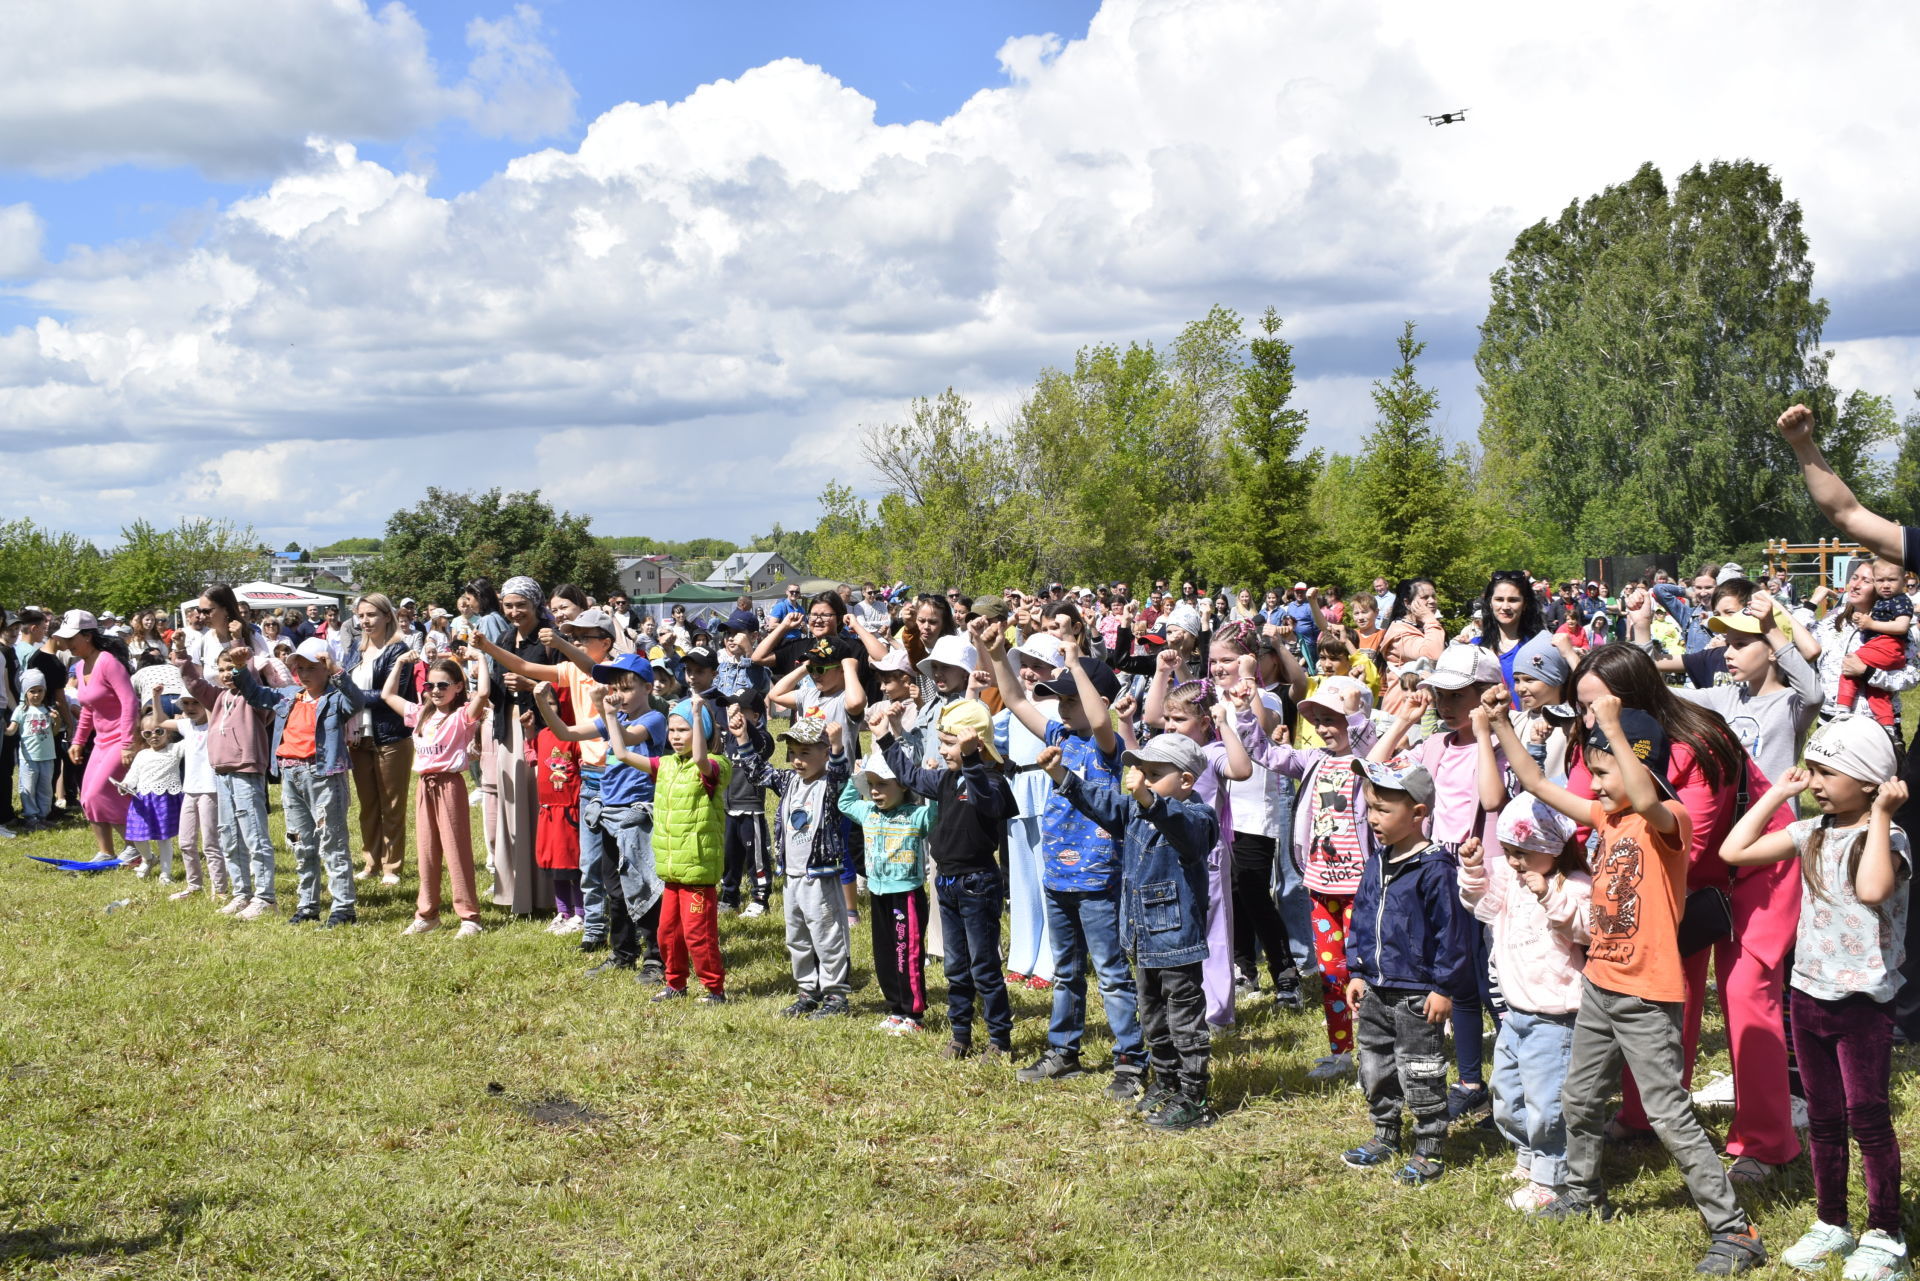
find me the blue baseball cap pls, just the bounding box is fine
[591,652,655,684]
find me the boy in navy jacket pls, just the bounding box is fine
[1041,731,1220,1130]
[1342,758,1475,1185]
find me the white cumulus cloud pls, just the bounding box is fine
[4,0,1920,551]
[0,0,575,177]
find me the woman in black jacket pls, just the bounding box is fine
[343,592,416,884]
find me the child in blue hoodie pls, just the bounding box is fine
[1040,730,1221,1131]
[1340,758,1475,1186]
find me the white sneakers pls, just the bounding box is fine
[1845,1231,1911,1281]
[235,898,273,921]
[1506,1183,1563,1212]
[218,895,249,915]
[402,917,437,935]
[741,901,768,918]
[380,873,401,886]
[546,914,584,935]
[1780,1222,1911,1279]
[1690,1071,1736,1109]
[454,921,483,939]
[168,888,197,901]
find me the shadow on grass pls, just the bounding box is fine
[0,1194,226,1264]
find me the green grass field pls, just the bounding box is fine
[2,780,1916,1280]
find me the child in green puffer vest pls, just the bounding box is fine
[607,696,730,1003]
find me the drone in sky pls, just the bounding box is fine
[1424,108,1469,127]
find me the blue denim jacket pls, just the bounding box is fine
[1057,771,1219,968]
[233,668,376,778]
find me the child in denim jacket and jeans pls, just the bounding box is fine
[232,637,376,927]
[1042,730,1220,1130]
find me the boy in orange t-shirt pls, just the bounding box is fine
[1488,695,1764,1275]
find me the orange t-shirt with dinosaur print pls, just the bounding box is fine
[1583,799,1691,1005]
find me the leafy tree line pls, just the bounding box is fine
[795,158,1918,607]
[0,518,266,614]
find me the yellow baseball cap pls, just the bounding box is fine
[937,699,1002,765]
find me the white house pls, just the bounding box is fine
[704,550,802,594]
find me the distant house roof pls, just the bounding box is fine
[272,549,303,561]
[714,550,796,583]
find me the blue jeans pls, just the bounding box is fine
[578,770,609,938]
[1268,780,1316,977]
[1491,1008,1576,1187]
[18,757,54,823]
[281,763,353,913]
[938,869,1012,1049]
[1044,885,1144,1063]
[215,771,276,902]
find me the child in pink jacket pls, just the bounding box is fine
[1460,769,1593,1213]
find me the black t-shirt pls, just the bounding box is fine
[28,649,71,723]
[494,629,556,742]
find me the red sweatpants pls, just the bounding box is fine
[1310,890,1357,1055]
[660,882,725,994]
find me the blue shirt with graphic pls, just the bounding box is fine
[1041,719,1122,892]
[597,710,667,806]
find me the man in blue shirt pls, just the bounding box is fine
[767,584,804,624]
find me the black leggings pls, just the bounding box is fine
[1229,835,1297,988]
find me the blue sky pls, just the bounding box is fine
[5,2,1100,266]
[3,0,1918,550]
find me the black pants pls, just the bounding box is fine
[0,729,16,824]
[58,735,84,810]
[1894,742,1920,1038]
[720,811,773,906]
[1139,961,1210,1098]
[610,889,662,974]
[1229,838,1296,989]
[1356,986,1450,1155]
[870,888,928,1019]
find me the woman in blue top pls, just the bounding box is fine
[1472,570,1546,706]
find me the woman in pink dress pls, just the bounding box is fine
[59,610,138,859]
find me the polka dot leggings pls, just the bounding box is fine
[1310,890,1356,1055]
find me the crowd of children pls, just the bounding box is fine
[14,404,1920,1275]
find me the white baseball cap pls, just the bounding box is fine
[1418,644,1504,691]
[293,638,332,663]
[50,609,96,639]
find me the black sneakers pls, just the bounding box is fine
[807,994,851,1019]
[783,995,821,1019]
[287,906,321,925]
[1694,1227,1767,1275]
[1132,1078,1177,1115]
[1143,1096,1217,1131]
[321,910,355,929]
[1016,1050,1086,1083]
[1105,1067,1146,1102]
[583,958,634,979]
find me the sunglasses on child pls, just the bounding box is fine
[425,680,460,691]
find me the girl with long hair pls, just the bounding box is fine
[1566,643,1802,1184]
[342,592,415,885]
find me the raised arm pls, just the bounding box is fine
[1485,699,1591,828]
[1588,694,1675,832]
[531,682,604,743]
[767,661,807,712]
[1780,404,1907,561]
[600,707,660,776]
[1060,634,1116,757]
[977,616,1047,738]
[1368,688,1429,763]
[1719,768,1812,867]
[1141,648,1184,728]
[1211,698,1252,782]
[378,647,418,717]
[470,630,562,684]
[1468,698,1509,812]
[752,612,807,667]
[844,608,891,661]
